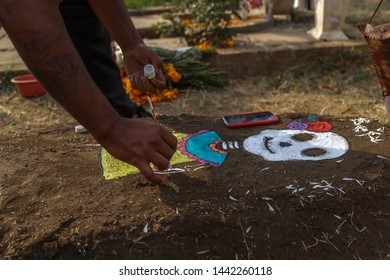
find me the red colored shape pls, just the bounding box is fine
[307,121,332,132]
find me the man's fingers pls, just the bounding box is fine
[151,68,167,89]
[129,72,140,89]
[157,144,175,161]
[151,55,163,68]
[131,74,156,93]
[149,77,166,90]
[161,129,178,151]
[151,153,170,171]
[135,76,147,93]
[142,72,166,93]
[137,161,163,185]
[142,77,159,93]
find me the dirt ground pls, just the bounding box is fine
[1,89,390,259]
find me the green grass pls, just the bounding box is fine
[123,0,174,9]
[347,0,390,26]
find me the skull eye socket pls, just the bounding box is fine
[292,133,315,142]
[302,148,326,157]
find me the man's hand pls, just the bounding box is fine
[97,117,178,185]
[123,43,166,93]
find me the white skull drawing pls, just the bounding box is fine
[243,129,349,161]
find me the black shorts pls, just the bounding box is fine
[59,0,138,118]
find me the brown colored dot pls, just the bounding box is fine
[292,133,314,142]
[302,148,326,157]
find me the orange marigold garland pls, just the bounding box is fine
[163,63,182,83]
[120,64,181,105]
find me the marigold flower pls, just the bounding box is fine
[120,67,180,104]
[163,63,182,83]
[196,41,212,50]
[223,40,235,48]
[181,18,192,27]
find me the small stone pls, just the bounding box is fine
[75,125,88,134]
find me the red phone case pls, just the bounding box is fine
[222,111,279,128]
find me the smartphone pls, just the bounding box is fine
[222,111,279,128]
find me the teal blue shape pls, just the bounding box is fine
[185,131,227,166]
[307,114,319,122]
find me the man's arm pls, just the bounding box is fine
[87,0,142,53]
[0,0,119,139]
[0,0,177,184]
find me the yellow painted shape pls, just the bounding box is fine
[100,132,194,180]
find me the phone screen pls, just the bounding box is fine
[223,111,278,125]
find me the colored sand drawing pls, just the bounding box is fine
[100,120,349,180]
[100,130,228,180]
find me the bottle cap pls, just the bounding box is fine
[144,64,156,79]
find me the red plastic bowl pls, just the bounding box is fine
[11,74,46,97]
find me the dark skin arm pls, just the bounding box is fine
[0,0,177,184]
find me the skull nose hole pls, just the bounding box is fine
[279,142,292,148]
